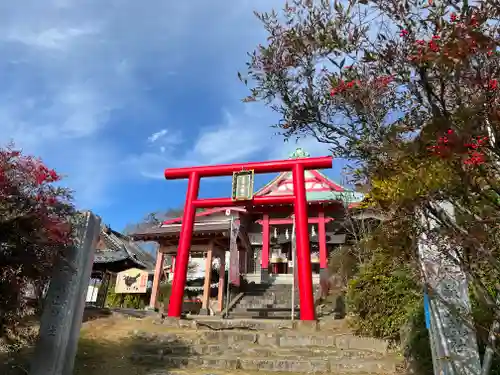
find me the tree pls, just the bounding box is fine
[124,208,184,235]
[0,144,74,336]
[242,0,500,370]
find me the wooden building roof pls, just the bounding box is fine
[131,220,231,242]
[93,225,156,272]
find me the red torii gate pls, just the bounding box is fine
[164,155,333,321]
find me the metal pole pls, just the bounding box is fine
[291,217,296,321]
[424,289,441,375]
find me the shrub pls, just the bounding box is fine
[0,145,74,335]
[105,285,150,309]
[346,253,421,341]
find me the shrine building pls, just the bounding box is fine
[131,148,373,314]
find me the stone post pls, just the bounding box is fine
[419,202,481,375]
[29,211,101,375]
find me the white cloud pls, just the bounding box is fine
[6,26,98,50]
[127,103,334,180]
[148,129,168,143]
[125,105,273,179]
[192,110,265,165]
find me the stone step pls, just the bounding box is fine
[193,331,389,354]
[133,328,390,355]
[158,317,300,330]
[243,287,298,294]
[238,298,277,305]
[235,302,299,309]
[137,343,387,360]
[237,298,299,307]
[229,311,300,319]
[241,291,286,296]
[230,309,300,318]
[239,296,299,304]
[132,354,398,374]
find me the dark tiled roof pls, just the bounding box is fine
[93,226,156,271]
[131,221,230,240]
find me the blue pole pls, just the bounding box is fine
[424,291,431,330]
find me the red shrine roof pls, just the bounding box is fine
[255,148,364,205]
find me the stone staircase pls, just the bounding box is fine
[130,318,402,374]
[228,283,320,319]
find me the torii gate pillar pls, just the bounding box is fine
[163,156,333,321]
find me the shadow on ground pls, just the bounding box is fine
[1,329,192,375]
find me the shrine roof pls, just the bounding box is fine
[255,148,364,205]
[305,190,364,203]
[93,225,155,271]
[131,221,231,241]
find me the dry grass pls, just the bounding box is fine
[80,315,197,340]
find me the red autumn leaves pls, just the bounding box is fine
[0,147,72,245]
[427,129,488,166]
[326,10,496,168]
[401,11,497,64]
[330,75,393,97]
[34,163,60,186]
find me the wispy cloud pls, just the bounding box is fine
[127,103,334,180]
[148,129,168,143]
[5,26,98,50]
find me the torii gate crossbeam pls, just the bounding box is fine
[164,156,333,321]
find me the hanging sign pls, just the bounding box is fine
[115,268,149,294]
[229,219,240,286]
[231,170,254,201]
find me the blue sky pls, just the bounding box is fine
[0,0,349,231]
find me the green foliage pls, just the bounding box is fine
[346,253,421,341]
[105,285,149,309]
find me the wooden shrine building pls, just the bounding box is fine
[131,148,370,314]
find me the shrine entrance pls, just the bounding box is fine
[164,155,333,321]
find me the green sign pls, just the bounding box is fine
[232,170,254,201]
